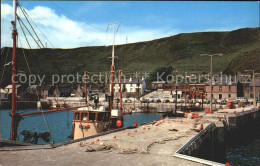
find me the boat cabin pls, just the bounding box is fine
[72,106,110,140]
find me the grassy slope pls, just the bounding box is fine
[0,27,259,86]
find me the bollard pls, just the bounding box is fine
[116,120,122,128]
[113,135,117,139]
[161,115,164,120]
[78,142,83,147]
[225,162,230,166]
[199,124,203,130]
[96,138,100,142]
[133,121,138,128]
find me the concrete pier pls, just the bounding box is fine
[0,106,259,166]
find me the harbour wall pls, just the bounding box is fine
[175,107,260,165]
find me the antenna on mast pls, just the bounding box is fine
[106,22,120,66]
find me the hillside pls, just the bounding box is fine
[0,27,259,86]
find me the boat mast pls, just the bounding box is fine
[119,70,122,118]
[107,22,120,112]
[10,0,18,141]
[84,71,88,104]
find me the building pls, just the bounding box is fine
[26,85,50,99]
[0,88,8,100]
[151,81,166,90]
[112,77,146,95]
[163,83,189,97]
[244,78,260,100]
[205,76,237,100]
[0,85,21,100]
[58,87,74,97]
[189,84,206,99]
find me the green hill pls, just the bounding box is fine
[1,27,259,86]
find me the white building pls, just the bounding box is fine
[0,88,9,100]
[111,77,146,95]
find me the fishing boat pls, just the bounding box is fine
[71,23,123,140]
[72,106,110,139]
[2,0,123,143]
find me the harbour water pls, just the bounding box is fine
[226,128,260,166]
[0,109,161,144]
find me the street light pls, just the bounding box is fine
[200,53,223,112]
[244,70,257,107]
[175,70,178,112]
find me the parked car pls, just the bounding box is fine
[124,98,132,103]
[141,99,149,103]
[220,100,227,105]
[162,97,170,103]
[236,97,248,103]
[149,99,155,103]
[156,99,161,103]
[163,99,170,103]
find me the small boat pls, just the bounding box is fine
[157,110,170,113]
[143,110,150,113]
[132,108,144,113]
[123,110,132,115]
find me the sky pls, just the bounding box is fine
[1,1,259,48]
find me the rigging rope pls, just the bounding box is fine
[19,5,55,48]
[18,38,54,144]
[17,15,42,49]
[19,5,45,48]
[17,17,32,49]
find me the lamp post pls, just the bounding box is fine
[175,70,178,112]
[201,53,223,112]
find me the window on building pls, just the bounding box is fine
[251,87,253,91]
[219,86,222,92]
[250,93,253,98]
[228,94,231,98]
[229,86,231,92]
[219,94,222,99]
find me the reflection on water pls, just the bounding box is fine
[0,110,161,144]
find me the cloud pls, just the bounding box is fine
[1,3,179,48]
